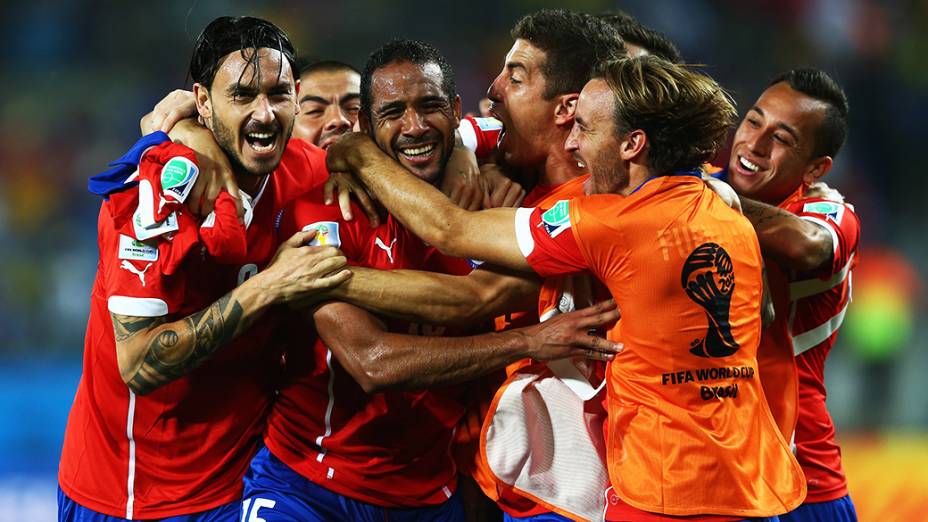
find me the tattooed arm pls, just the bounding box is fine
[741,197,833,272]
[112,229,352,395]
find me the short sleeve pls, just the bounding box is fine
[104,230,184,318]
[793,199,861,275]
[458,116,503,160]
[276,192,371,262]
[514,200,588,277]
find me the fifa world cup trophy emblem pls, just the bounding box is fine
[681,242,740,358]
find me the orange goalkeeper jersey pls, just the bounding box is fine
[515,174,805,518]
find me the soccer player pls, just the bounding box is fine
[727,69,859,522]
[326,56,807,520]
[58,16,353,521]
[239,39,620,522]
[293,60,362,149]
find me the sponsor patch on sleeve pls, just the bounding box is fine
[803,201,844,223]
[302,221,341,247]
[541,200,572,238]
[118,234,159,261]
[161,156,199,204]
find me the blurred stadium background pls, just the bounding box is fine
[1,0,925,520]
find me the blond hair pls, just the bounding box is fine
[599,57,736,176]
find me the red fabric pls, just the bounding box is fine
[58,139,329,519]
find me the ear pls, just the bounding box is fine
[803,156,833,184]
[453,94,462,126]
[193,83,212,125]
[359,110,371,134]
[619,129,647,162]
[553,93,579,127]
[293,78,301,114]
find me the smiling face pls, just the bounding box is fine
[362,60,460,185]
[196,47,297,182]
[486,39,559,167]
[728,82,830,204]
[294,68,361,150]
[565,79,625,194]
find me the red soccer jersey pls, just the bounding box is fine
[776,187,860,502]
[514,176,805,519]
[264,191,471,508]
[458,115,503,160]
[58,139,329,519]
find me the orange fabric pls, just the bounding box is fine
[473,174,592,517]
[568,177,805,517]
[753,185,806,442]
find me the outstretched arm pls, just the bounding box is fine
[313,299,621,393]
[327,133,530,271]
[741,197,833,272]
[329,264,540,327]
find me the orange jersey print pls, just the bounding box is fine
[515,175,806,518]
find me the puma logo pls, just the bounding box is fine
[120,260,153,287]
[374,237,397,264]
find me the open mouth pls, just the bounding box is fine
[245,131,278,154]
[399,143,436,164]
[737,155,761,174]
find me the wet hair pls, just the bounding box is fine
[769,68,849,159]
[299,59,361,78]
[189,16,297,90]
[511,9,625,99]
[599,11,683,64]
[361,39,455,120]
[598,56,737,176]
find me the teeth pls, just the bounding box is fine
[401,144,435,157]
[739,156,760,172]
[248,132,274,139]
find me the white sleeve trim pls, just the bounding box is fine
[515,207,536,259]
[108,296,169,317]
[458,118,478,153]
[800,215,839,256]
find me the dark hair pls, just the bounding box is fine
[599,11,683,64]
[511,9,625,100]
[361,39,455,120]
[300,59,361,78]
[189,16,297,90]
[599,56,737,176]
[769,68,849,159]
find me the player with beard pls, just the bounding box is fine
[58,16,353,521]
[725,69,859,522]
[326,56,806,521]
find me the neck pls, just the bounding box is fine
[619,164,652,196]
[235,172,267,198]
[537,147,586,187]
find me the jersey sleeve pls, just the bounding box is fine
[458,116,503,160]
[103,223,185,318]
[513,200,588,278]
[792,199,861,275]
[276,193,371,262]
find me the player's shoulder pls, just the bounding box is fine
[277,138,330,190]
[791,197,860,229]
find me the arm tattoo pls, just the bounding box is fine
[741,198,795,229]
[123,293,249,394]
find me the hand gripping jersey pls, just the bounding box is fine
[514,175,806,518]
[458,115,503,160]
[58,138,329,519]
[264,190,471,508]
[765,186,860,503]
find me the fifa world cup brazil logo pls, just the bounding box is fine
[681,242,740,358]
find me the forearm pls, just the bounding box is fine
[741,197,832,271]
[114,274,278,394]
[330,266,539,327]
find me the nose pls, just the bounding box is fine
[251,95,274,125]
[745,128,772,158]
[565,125,580,152]
[324,105,352,133]
[487,73,504,104]
[401,109,429,137]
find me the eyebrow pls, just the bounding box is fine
[375,100,406,115]
[300,92,361,105]
[750,106,799,141]
[506,62,528,73]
